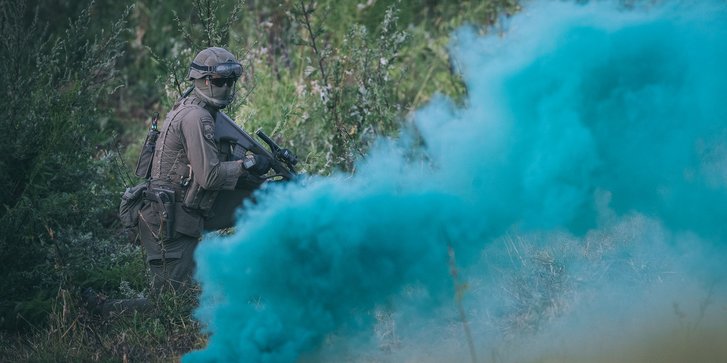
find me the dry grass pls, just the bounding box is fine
[0,288,206,362]
[525,323,727,363]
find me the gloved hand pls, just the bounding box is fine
[235,168,265,189]
[243,153,272,176]
[235,154,270,190]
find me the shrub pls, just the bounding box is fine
[0,0,139,330]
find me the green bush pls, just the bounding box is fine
[0,0,141,330]
[216,0,521,173]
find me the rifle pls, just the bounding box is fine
[177,87,300,230]
[215,111,298,181]
[181,86,298,181]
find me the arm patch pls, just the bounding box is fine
[201,116,215,140]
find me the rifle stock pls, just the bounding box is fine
[214,111,297,181]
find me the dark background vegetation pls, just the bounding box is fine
[0,0,519,360]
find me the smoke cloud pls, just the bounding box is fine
[185,1,727,362]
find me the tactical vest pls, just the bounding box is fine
[148,96,221,235]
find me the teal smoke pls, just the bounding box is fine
[185,2,727,362]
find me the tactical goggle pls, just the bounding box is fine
[190,61,243,78]
[209,77,237,87]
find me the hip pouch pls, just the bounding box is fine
[182,179,218,212]
[119,182,148,228]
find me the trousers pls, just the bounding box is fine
[98,203,199,316]
[138,202,199,293]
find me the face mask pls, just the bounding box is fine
[193,77,236,109]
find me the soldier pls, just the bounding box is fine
[84,47,270,315]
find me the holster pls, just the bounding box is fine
[149,187,176,241]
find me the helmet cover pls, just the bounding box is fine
[188,47,240,80]
[188,47,241,108]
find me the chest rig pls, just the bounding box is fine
[151,96,219,213]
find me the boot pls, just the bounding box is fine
[81,287,107,315]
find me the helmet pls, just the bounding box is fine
[188,47,242,109]
[188,47,242,80]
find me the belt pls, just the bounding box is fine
[147,182,186,201]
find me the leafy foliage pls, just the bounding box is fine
[0,0,140,330]
[224,0,522,173]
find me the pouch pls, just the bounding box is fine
[134,126,160,179]
[119,182,148,228]
[182,180,218,212]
